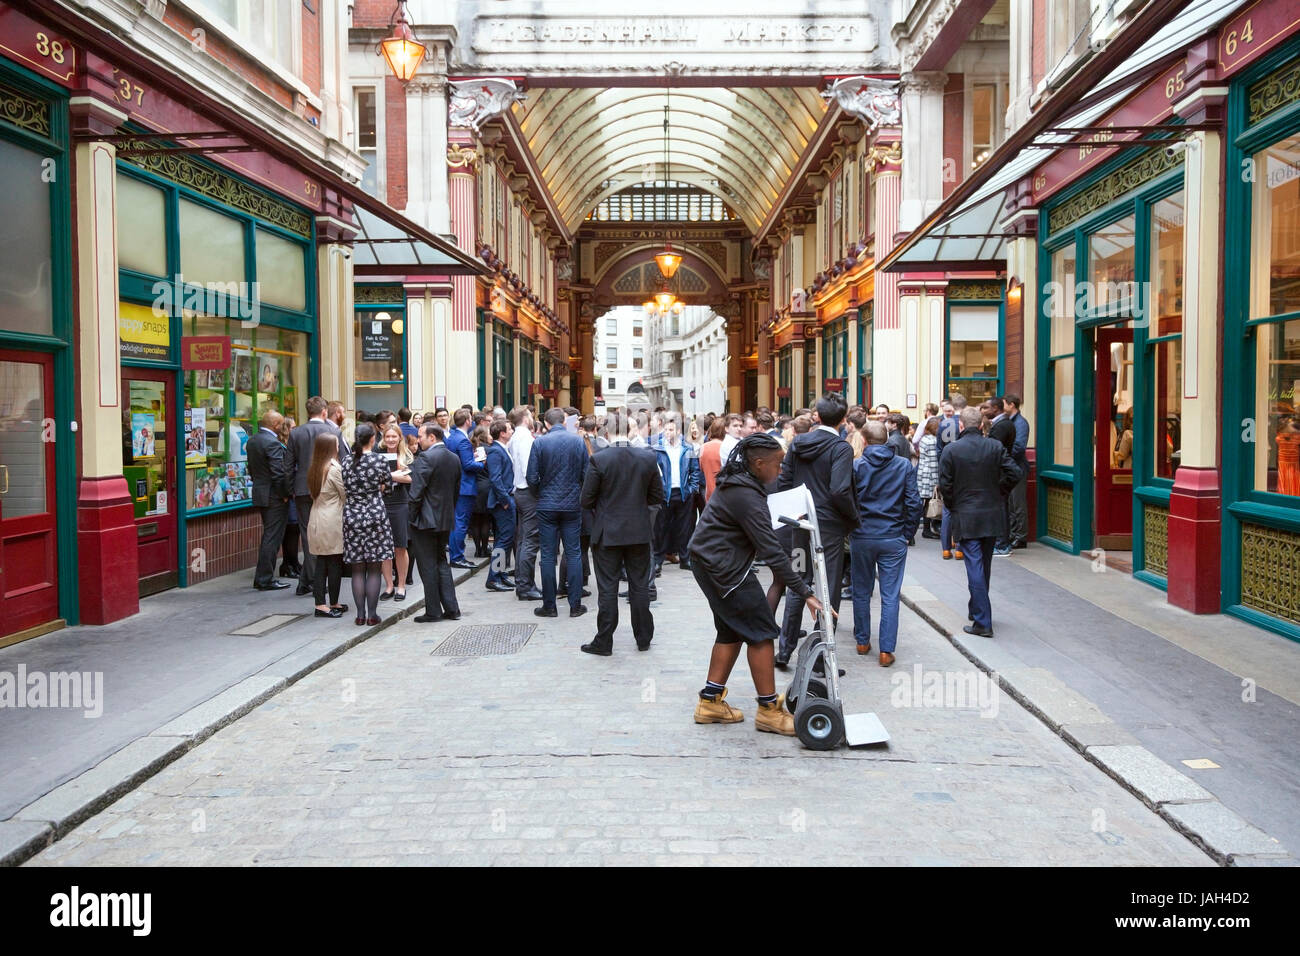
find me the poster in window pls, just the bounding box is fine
[362,326,392,362]
[233,350,253,391]
[185,407,207,465]
[257,355,279,393]
[131,413,156,459]
[207,367,226,390]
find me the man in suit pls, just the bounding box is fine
[526,406,589,618]
[579,410,665,655]
[325,401,352,456]
[983,397,1017,556]
[775,392,860,668]
[287,395,345,595]
[246,410,292,591]
[484,419,516,592]
[408,423,463,622]
[939,407,1021,638]
[444,408,485,569]
[1004,394,1032,551]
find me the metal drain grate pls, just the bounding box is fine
[431,623,537,656]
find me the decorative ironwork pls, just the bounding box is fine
[1142,504,1169,577]
[947,280,1002,301]
[0,82,50,137]
[1248,58,1300,126]
[120,146,311,237]
[1048,148,1183,234]
[355,284,404,305]
[1045,483,1074,544]
[1241,523,1300,625]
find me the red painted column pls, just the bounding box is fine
[1166,466,1221,613]
[77,476,139,625]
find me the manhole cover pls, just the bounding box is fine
[432,624,536,656]
[230,613,302,636]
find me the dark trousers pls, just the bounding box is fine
[312,552,343,606]
[295,494,315,587]
[449,493,475,562]
[513,486,540,594]
[411,527,459,618]
[254,500,289,587]
[849,536,908,653]
[961,536,996,630]
[591,542,654,649]
[654,493,695,564]
[538,509,582,611]
[488,502,516,585]
[778,527,846,661]
[1004,471,1028,546]
[940,504,956,551]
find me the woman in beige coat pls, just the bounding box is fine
[307,432,347,618]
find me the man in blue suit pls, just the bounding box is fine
[527,407,589,618]
[484,419,516,592]
[444,407,485,569]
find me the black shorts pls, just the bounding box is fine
[692,565,779,646]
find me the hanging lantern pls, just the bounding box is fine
[379,3,426,83]
[655,291,676,313]
[671,300,685,314]
[654,246,682,279]
[643,299,658,314]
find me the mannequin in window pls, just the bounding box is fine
[1276,415,1300,497]
[1112,408,1134,470]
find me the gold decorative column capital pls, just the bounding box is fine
[447,145,478,171]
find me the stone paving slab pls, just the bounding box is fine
[1087,745,1216,808]
[24,565,1212,867]
[0,820,51,867]
[1160,801,1290,865]
[151,674,289,741]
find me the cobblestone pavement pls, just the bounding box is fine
[29,562,1211,866]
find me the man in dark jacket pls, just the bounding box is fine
[984,397,1017,556]
[689,434,825,737]
[483,419,516,592]
[527,407,589,618]
[1004,393,1032,550]
[849,422,922,667]
[408,424,463,622]
[939,407,1021,637]
[445,408,485,569]
[287,395,345,595]
[246,410,292,591]
[579,410,665,655]
[775,392,859,667]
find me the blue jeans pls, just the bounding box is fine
[488,502,515,585]
[939,504,954,552]
[449,493,475,562]
[849,536,908,653]
[960,536,996,629]
[538,509,582,610]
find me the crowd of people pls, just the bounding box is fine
[242,389,1029,739]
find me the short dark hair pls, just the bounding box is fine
[846,406,868,429]
[435,407,449,416]
[418,422,438,439]
[490,420,511,441]
[757,410,775,429]
[579,415,597,432]
[989,396,1005,413]
[816,392,847,428]
[453,408,472,427]
[398,407,412,422]
[544,407,567,427]
[508,405,531,427]
[1004,393,1022,408]
[305,395,327,417]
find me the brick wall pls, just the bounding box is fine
[943,73,964,198]
[187,507,267,584]
[302,0,323,94]
[352,0,397,29]
[385,74,408,210]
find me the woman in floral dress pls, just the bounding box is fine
[342,422,394,626]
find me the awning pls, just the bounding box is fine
[350,205,486,275]
[880,0,1250,274]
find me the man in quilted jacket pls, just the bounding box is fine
[527,407,590,618]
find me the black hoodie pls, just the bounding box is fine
[689,470,813,599]
[777,427,860,534]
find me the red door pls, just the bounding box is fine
[0,350,59,637]
[1094,327,1134,550]
[121,368,178,596]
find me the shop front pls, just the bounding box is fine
[115,154,315,590]
[353,284,406,416]
[945,281,1005,406]
[857,302,873,409]
[822,315,849,398]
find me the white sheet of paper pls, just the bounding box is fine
[767,484,810,530]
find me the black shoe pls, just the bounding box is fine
[963,623,994,638]
[500,577,516,589]
[653,564,662,577]
[636,640,652,652]
[679,559,692,571]
[534,606,558,618]
[1014,540,1028,550]
[379,589,395,601]
[413,613,442,623]
[774,655,790,671]
[648,589,658,601]
[332,604,349,614]
[295,585,313,596]
[449,559,476,570]
[314,608,343,618]
[486,581,512,592]
[254,580,291,591]
[517,588,544,601]
[444,611,462,621]
[393,591,406,602]
[580,641,612,657]
[406,572,415,585]
[570,605,588,618]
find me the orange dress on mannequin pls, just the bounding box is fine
[1277,428,1300,497]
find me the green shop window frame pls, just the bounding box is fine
[821,316,849,394]
[115,155,317,588]
[354,286,407,415]
[518,340,534,409]
[857,302,874,410]
[491,319,515,410]
[1036,140,1184,573]
[777,346,793,416]
[1223,45,1300,641]
[944,284,1005,406]
[0,66,77,625]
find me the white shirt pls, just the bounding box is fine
[720,433,739,463]
[507,427,533,489]
[666,438,682,489]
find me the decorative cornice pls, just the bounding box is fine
[1248,57,1300,126]
[1047,148,1182,234]
[355,284,405,304]
[946,280,1003,301]
[0,81,50,137]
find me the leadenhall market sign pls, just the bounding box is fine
[445,1,897,73]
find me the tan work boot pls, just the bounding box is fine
[755,696,796,736]
[694,689,744,724]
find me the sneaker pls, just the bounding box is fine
[755,697,796,736]
[694,689,744,724]
[993,545,1013,557]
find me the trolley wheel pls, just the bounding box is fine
[784,678,827,713]
[784,682,797,712]
[794,699,844,750]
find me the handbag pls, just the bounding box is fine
[926,490,944,520]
